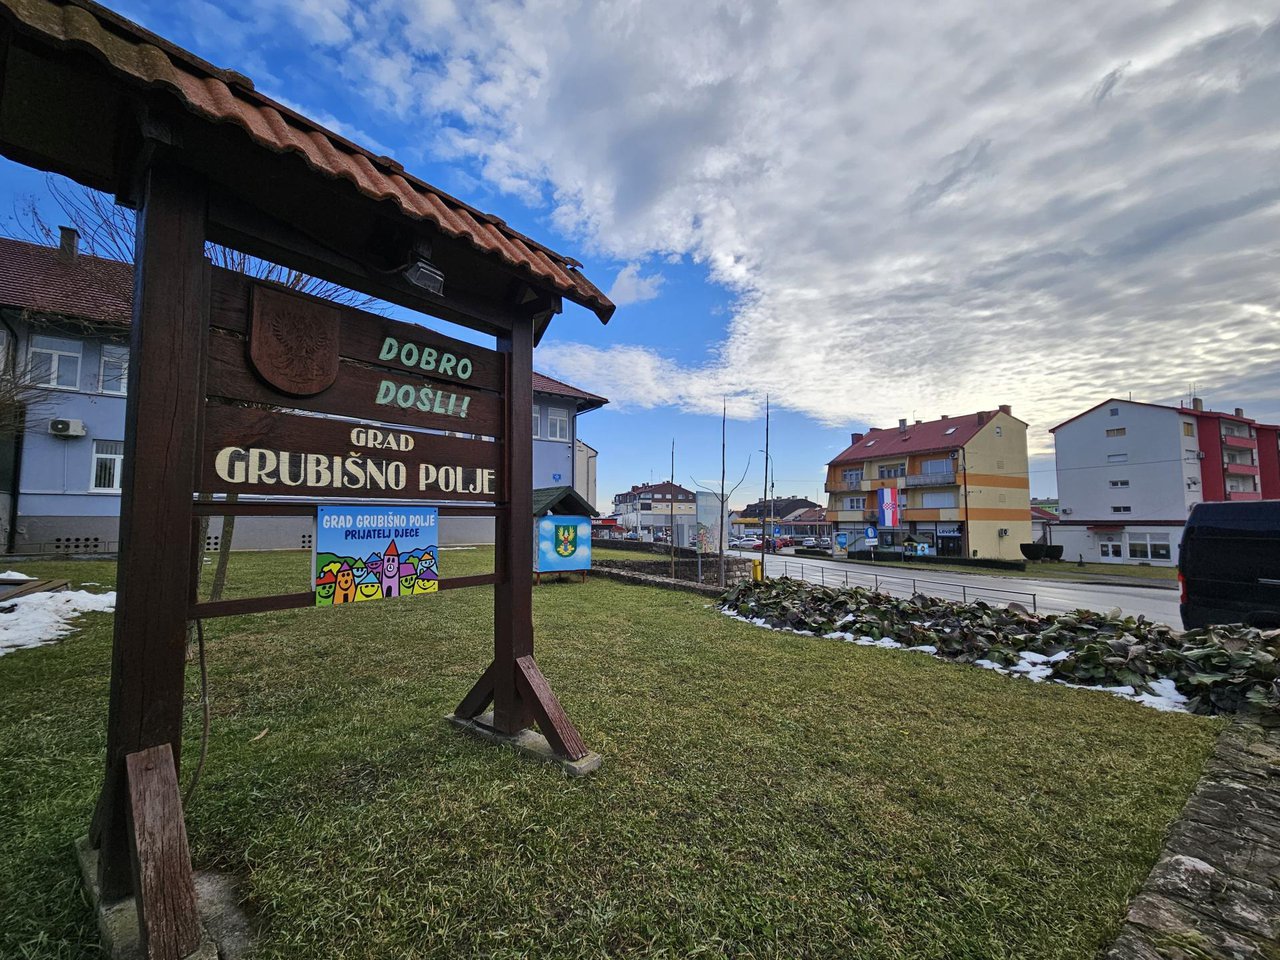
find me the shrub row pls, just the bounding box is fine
[722,577,1279,715]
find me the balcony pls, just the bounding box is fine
[1226,490,1262,501]
[1223,461,1259,476]
[860,477,905,492]
[905,471,957,488]
[1222,433,1257,450]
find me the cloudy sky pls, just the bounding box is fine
[6,0,1279,504]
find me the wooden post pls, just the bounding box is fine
[92,166,207,906]
[492,320,535,734]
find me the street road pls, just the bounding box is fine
[728,550,1182,627]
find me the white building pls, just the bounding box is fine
[1049,397,1280,566]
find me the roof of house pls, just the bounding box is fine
[0,236,604,403]
[1031,506,1058,522]
[533,371,608,412]
[0,0,613,323]
[829,410,1010,465]
[532,486,597,517]
[738,496,820,518]
[0,235,132,324]
[1049,397,1278,432]
[784,507,828,524]
[618,481,694,498]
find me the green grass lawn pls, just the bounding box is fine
[1,550,1220,959]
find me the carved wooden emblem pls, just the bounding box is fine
[249,284,341,396]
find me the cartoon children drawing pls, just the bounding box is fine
[378,540,401,598]
[333,563,357,604]
[315,570,337,606]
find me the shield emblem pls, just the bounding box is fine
[249,283,340,396]
[554,523,577,557]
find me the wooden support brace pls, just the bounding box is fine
[125,744,202,960]
[455,661,497,719]
[515,655,589,761]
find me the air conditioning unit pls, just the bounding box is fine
[49,418,87,437]
[998,528,1008,537]
[1061,507,1073,515]
[949,450,958,459]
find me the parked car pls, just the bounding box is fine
[738,537,763,550]
[818,537,832,549]
[801,537,817,548]
[1179,500,1280,629]
[624,531,639,540]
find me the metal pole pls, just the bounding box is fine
[670,439,676,580]
[759,394,769,577]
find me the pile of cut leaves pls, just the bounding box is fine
[722,577,1280,715]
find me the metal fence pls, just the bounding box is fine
[772,558,1038,612]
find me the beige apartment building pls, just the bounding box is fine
[825,406,1031,559]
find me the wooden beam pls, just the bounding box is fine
[515,655,588,761]
[491,323,535,734]
[125,744,202,960]
[190,501,503,518]
[93,166,208,901]
[455,660,497,719]
[189,573,498,619]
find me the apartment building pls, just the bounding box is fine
[824,406,1031,559]
[1050,397,1280,566]
[611,481,697,540]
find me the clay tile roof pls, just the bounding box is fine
[532,371,608,411]
[0,235,132,324]
[1031,507,1058,522]
[0,0,614,323]
[829,411,998,464]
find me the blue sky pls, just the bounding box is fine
[5,0,1279,508]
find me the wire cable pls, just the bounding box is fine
[183,618,211,809]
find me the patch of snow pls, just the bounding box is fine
[973,659,1008,672]
[0,589,116,656]
[0,570,34,581]
[1131,678,1189,713]
[1047,650,1071,663]
[905,644,937,655]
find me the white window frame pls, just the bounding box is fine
[1105,427,1126,438]
[531,403,542,439]
[99,343,129,395]
[28,334,82,389]
[547,407,570,442]
[1110,505,1132,514]
[91,440,125,492]
[1109,479,1130,488]
[847,496,866,510]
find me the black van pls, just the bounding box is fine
[1179,500,1280,629]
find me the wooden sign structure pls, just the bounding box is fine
[0,2,615,955]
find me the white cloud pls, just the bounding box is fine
[244,1,1280,453]
[606,263,664,306]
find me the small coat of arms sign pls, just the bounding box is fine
[535,516,592,573]
[249,283,341,396]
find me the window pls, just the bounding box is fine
[865,439,876,447]
[943,427,956,435]
[921,458,952,475]
[547,408,570,441]
[1111,505,1132,513]
[531,404,542,439]
[29,334,81,389]
[1128,533,1171,561]
[1182,422,1195,437]
[994,426,1003,437]
[841,468,863,484]
[1109,479,1130,488]
[1107,453,1128,463]
[1109,408,1119,417]
[1105,428,1126,438]
[846,496,866,510]
[99,343,128,395]
[1100,543,1122,558]
[91,440,124,491]
[878,463,906,479]
[921,491,958,508]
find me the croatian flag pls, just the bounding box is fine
[878,487,901,528]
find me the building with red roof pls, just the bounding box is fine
[825,406,1031,559]
[1049,396,1280,566]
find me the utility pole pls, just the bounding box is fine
[670,439,676,580]
[760,394,769,575]
[719,398,727,588]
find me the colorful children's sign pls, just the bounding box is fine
[314,506,439,606]
[534,515,592,572]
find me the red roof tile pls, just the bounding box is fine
[829,411,1003,464]
[1031,507,1058,522]
[0,236,132,323]
[532,371,608,411]
[0,0,614,323]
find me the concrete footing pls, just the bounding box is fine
[76,836,254,960]
[446,711,603,776]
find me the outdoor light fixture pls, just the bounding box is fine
[400,239,445,295]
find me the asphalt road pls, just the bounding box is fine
[728,550,1182,626]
